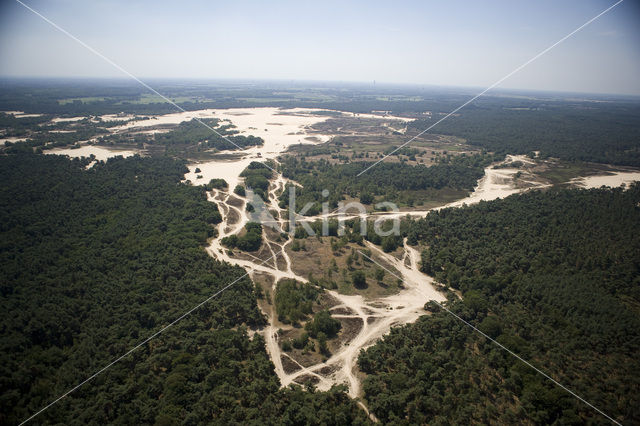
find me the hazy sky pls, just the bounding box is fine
[1,0,639,95]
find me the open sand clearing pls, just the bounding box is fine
[341,111,414,122]
[0,137,27,146]
[183,108,336,188]
[96,113,138,122]
[45,146,138,162]
[2,111,44,118]
[50,116,86,123]
[109,110,220,131]
[570,171,640,189]
[109,106,416,189]
[440,155,547,209]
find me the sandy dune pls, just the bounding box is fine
[570,171,640,189]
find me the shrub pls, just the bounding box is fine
[351,270,367,288]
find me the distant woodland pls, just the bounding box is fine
[408,102,640,167]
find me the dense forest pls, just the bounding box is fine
[0,153,368,425]
[359,186,640,424]
[279,153,497,214]
[408,102,640,167]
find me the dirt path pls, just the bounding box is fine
[206,169,441,398]
[201,154,554,400]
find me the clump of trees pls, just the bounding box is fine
[240,161,273,200]
[274,280,320,324]
[351,270,367,288]
[205,178,228,190]
[221,222,263,251]
[305,310,341,338]
[154,118,264,151]
[234,184,246,196]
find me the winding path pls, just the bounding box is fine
[202,154,548,398]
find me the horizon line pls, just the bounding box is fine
[1,75,640,100]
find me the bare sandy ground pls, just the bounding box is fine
[2,111,44,118]
[182,108,337,188]
[96,113,138,122]
[441,154,548,209]
[0,137,27,146]
[570,171,640,189]
[341,111,414,122]
[104,106,417,190]
[50,116,86,123]
[45,146,138,162]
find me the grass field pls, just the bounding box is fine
[287,237,404,300]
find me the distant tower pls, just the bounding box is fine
[373,80,376,86]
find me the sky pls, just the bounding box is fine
[0,0,639,95]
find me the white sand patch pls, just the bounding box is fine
[341,111,414,122]
[50,116,86,123]
[0,137,27,146]
[441,155,546,209]
[570,171,640,189]
[2,111,44,118]
[444,168,522,208]
[136,128,171,135]
[183,108,335,188]
[97,113,137,122]
[110,109,219,131]
[45,145,138,162]
[185,156,259,190]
